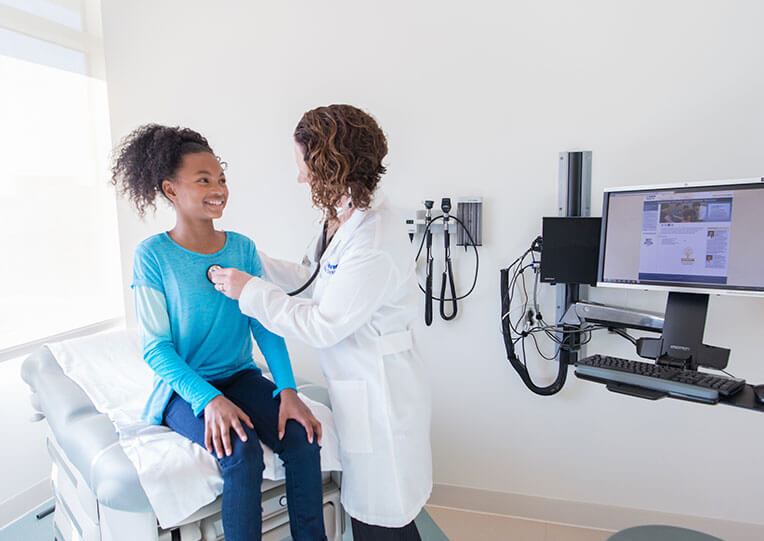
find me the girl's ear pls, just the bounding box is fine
[162,179,176,201]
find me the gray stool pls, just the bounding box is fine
[608,525,723,541]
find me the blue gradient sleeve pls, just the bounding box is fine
[132,243,164,292]
[134,286,222,415]
[249,317,297,397]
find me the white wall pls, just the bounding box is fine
[101,0,764,525]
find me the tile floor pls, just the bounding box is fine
[425,505,614,541]
[1,499,618,541]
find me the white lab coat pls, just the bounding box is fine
[239,193,432,527]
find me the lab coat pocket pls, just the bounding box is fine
[328,380,373,454]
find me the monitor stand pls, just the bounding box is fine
[639,291,730,371]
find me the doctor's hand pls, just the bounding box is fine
[278,388,322,445]
[204,395,255,459]
[210,267,254,300]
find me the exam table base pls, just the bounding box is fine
[49,433,343,541]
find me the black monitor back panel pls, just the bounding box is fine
[540,217,602,286]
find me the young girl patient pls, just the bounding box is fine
[111,124,326,541]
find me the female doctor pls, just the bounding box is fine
[212,104,432,540]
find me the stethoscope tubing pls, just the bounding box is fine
[286,221,329,297]
[207,222,329,297]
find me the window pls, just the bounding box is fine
[0,0,84,31]
[0,0,123,359]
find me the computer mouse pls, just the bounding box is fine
[753,384,764,404]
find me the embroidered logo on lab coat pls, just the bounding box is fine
[324,262,338,275]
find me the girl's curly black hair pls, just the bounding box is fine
[110,124,214,216]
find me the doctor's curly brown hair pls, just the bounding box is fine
[294,104,387,221]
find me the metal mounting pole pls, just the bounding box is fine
[556,151,592,364]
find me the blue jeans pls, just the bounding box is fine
[163,369,326,541]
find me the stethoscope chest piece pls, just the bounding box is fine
[206,264,222,284]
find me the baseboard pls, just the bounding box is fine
[428,483,764,541]
[0,478,53,529]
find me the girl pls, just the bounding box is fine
[111,124,326,541]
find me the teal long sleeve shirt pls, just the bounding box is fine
[132,232,297,425]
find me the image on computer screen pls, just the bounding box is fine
[600,180,764,293]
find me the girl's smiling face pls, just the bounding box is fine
[162,152,228,221]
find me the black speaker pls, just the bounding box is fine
[540,217,601,286]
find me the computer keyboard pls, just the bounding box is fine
[575,354,745,402]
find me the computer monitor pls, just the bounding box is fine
[598,178,764,370]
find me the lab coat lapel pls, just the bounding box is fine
[329,191,387,250]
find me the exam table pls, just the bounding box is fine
[21,334,343,541]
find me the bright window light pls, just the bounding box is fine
[0,27,87,74]
[0,23,123,352]
[0,0,83,31]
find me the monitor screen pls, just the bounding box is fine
[598,178,764,295]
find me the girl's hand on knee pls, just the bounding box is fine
[278,389,322,445]
[204,395,255,459]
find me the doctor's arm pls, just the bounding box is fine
[238,249,397,349]
[258,251,316,295]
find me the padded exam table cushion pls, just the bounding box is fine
[21,332,340,526]
[22,345,152,513]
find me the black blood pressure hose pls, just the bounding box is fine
[424,201,434,326]
[439,198,458,320]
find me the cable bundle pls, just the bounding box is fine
[500,236,607,395]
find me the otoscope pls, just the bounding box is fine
[439,198,458,320]
[424,200,434,326]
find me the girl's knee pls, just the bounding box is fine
[281,421,321,455]
[220,432,265,471]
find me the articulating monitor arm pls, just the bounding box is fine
[561,302,666,360]
[561,302,664,332]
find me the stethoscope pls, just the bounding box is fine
[286,221,329,296]
[206,221,329,297]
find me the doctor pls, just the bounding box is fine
[212,104,432,540]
